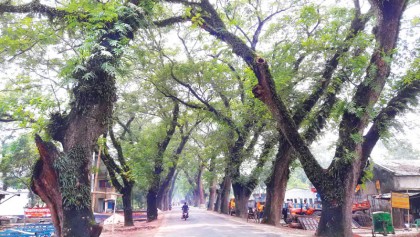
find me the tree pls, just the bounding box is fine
[160,0,418,235]
[146,101,179,220]
[262,3,372,225]
[1,1,150,235]
[250,1,414,236]
[100,120,136,226]
[156,118,201,210]
[0,134,37,190]
[0,134,41,206]
[1,0,189,234]
[145,41,274,216]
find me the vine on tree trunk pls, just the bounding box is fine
[54,146,91,210]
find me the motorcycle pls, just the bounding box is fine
[182,211,189,220]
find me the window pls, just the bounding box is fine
[99,180,112,188]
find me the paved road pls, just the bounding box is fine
[154,207,286,237]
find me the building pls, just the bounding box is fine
[91,157,121,213]
[361,160,420,227]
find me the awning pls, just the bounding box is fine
[373,192,420,200]
[0,190,13,195]
[0,190,21,205]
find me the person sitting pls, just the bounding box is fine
[181,202,189,218]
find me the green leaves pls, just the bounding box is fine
[298,4,320,27]
[0,134,38,190]
[54,146,91,210]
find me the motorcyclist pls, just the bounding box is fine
[182,202,189,218]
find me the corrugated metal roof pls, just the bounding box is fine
[373,192,420,199]
[375,160,420,176]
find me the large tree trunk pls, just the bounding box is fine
[208,176,217,211]
[316,169,357,237]
[157,168,175,210]
[147,188,158,221]
[121,186,134,226]
[219,176,231,214]
[195,165,205,207]
[207,155,217,211]
[168,171,178,209]
[162,193,169,211]
[33,135,104,237]
[32,77,113,237]
[232,183,252,218]
[214,188,221,212]
[263,145,292,225]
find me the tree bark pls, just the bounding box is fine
[147,188,158,221]
[214,187,221,212]
[316,172,357,237]
[315,2,408,235]
[195,164,205,207]
[157,123,196,210]
[232,183,252,218]
[208,174,217,211]
[219,175,231,214]
[157,167,175,210]
[168,171,178,209]
[263,143,292,225]
[147,102,179,221]
[121,186,134,226]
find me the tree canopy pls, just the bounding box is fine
[0,0,419,236]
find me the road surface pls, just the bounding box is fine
[154,207,288,237]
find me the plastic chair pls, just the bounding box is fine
[411,218,420,231]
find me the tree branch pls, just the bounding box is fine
[0,1,67,19]
[116,116,135,142]
[332,0,407,168]
[101,145,124,192]
[165,59,241,135]
[362,79,420,167]
[251,7,291,50]
[292,7,372,126]
[153,16,189,27]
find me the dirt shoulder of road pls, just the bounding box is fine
[205,210,314,237]
[100,213,164,237]
[205,210,420,237]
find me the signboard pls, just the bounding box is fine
[391,192,410,209]
[24,207,51,218]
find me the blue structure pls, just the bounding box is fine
[0,223,55,237]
